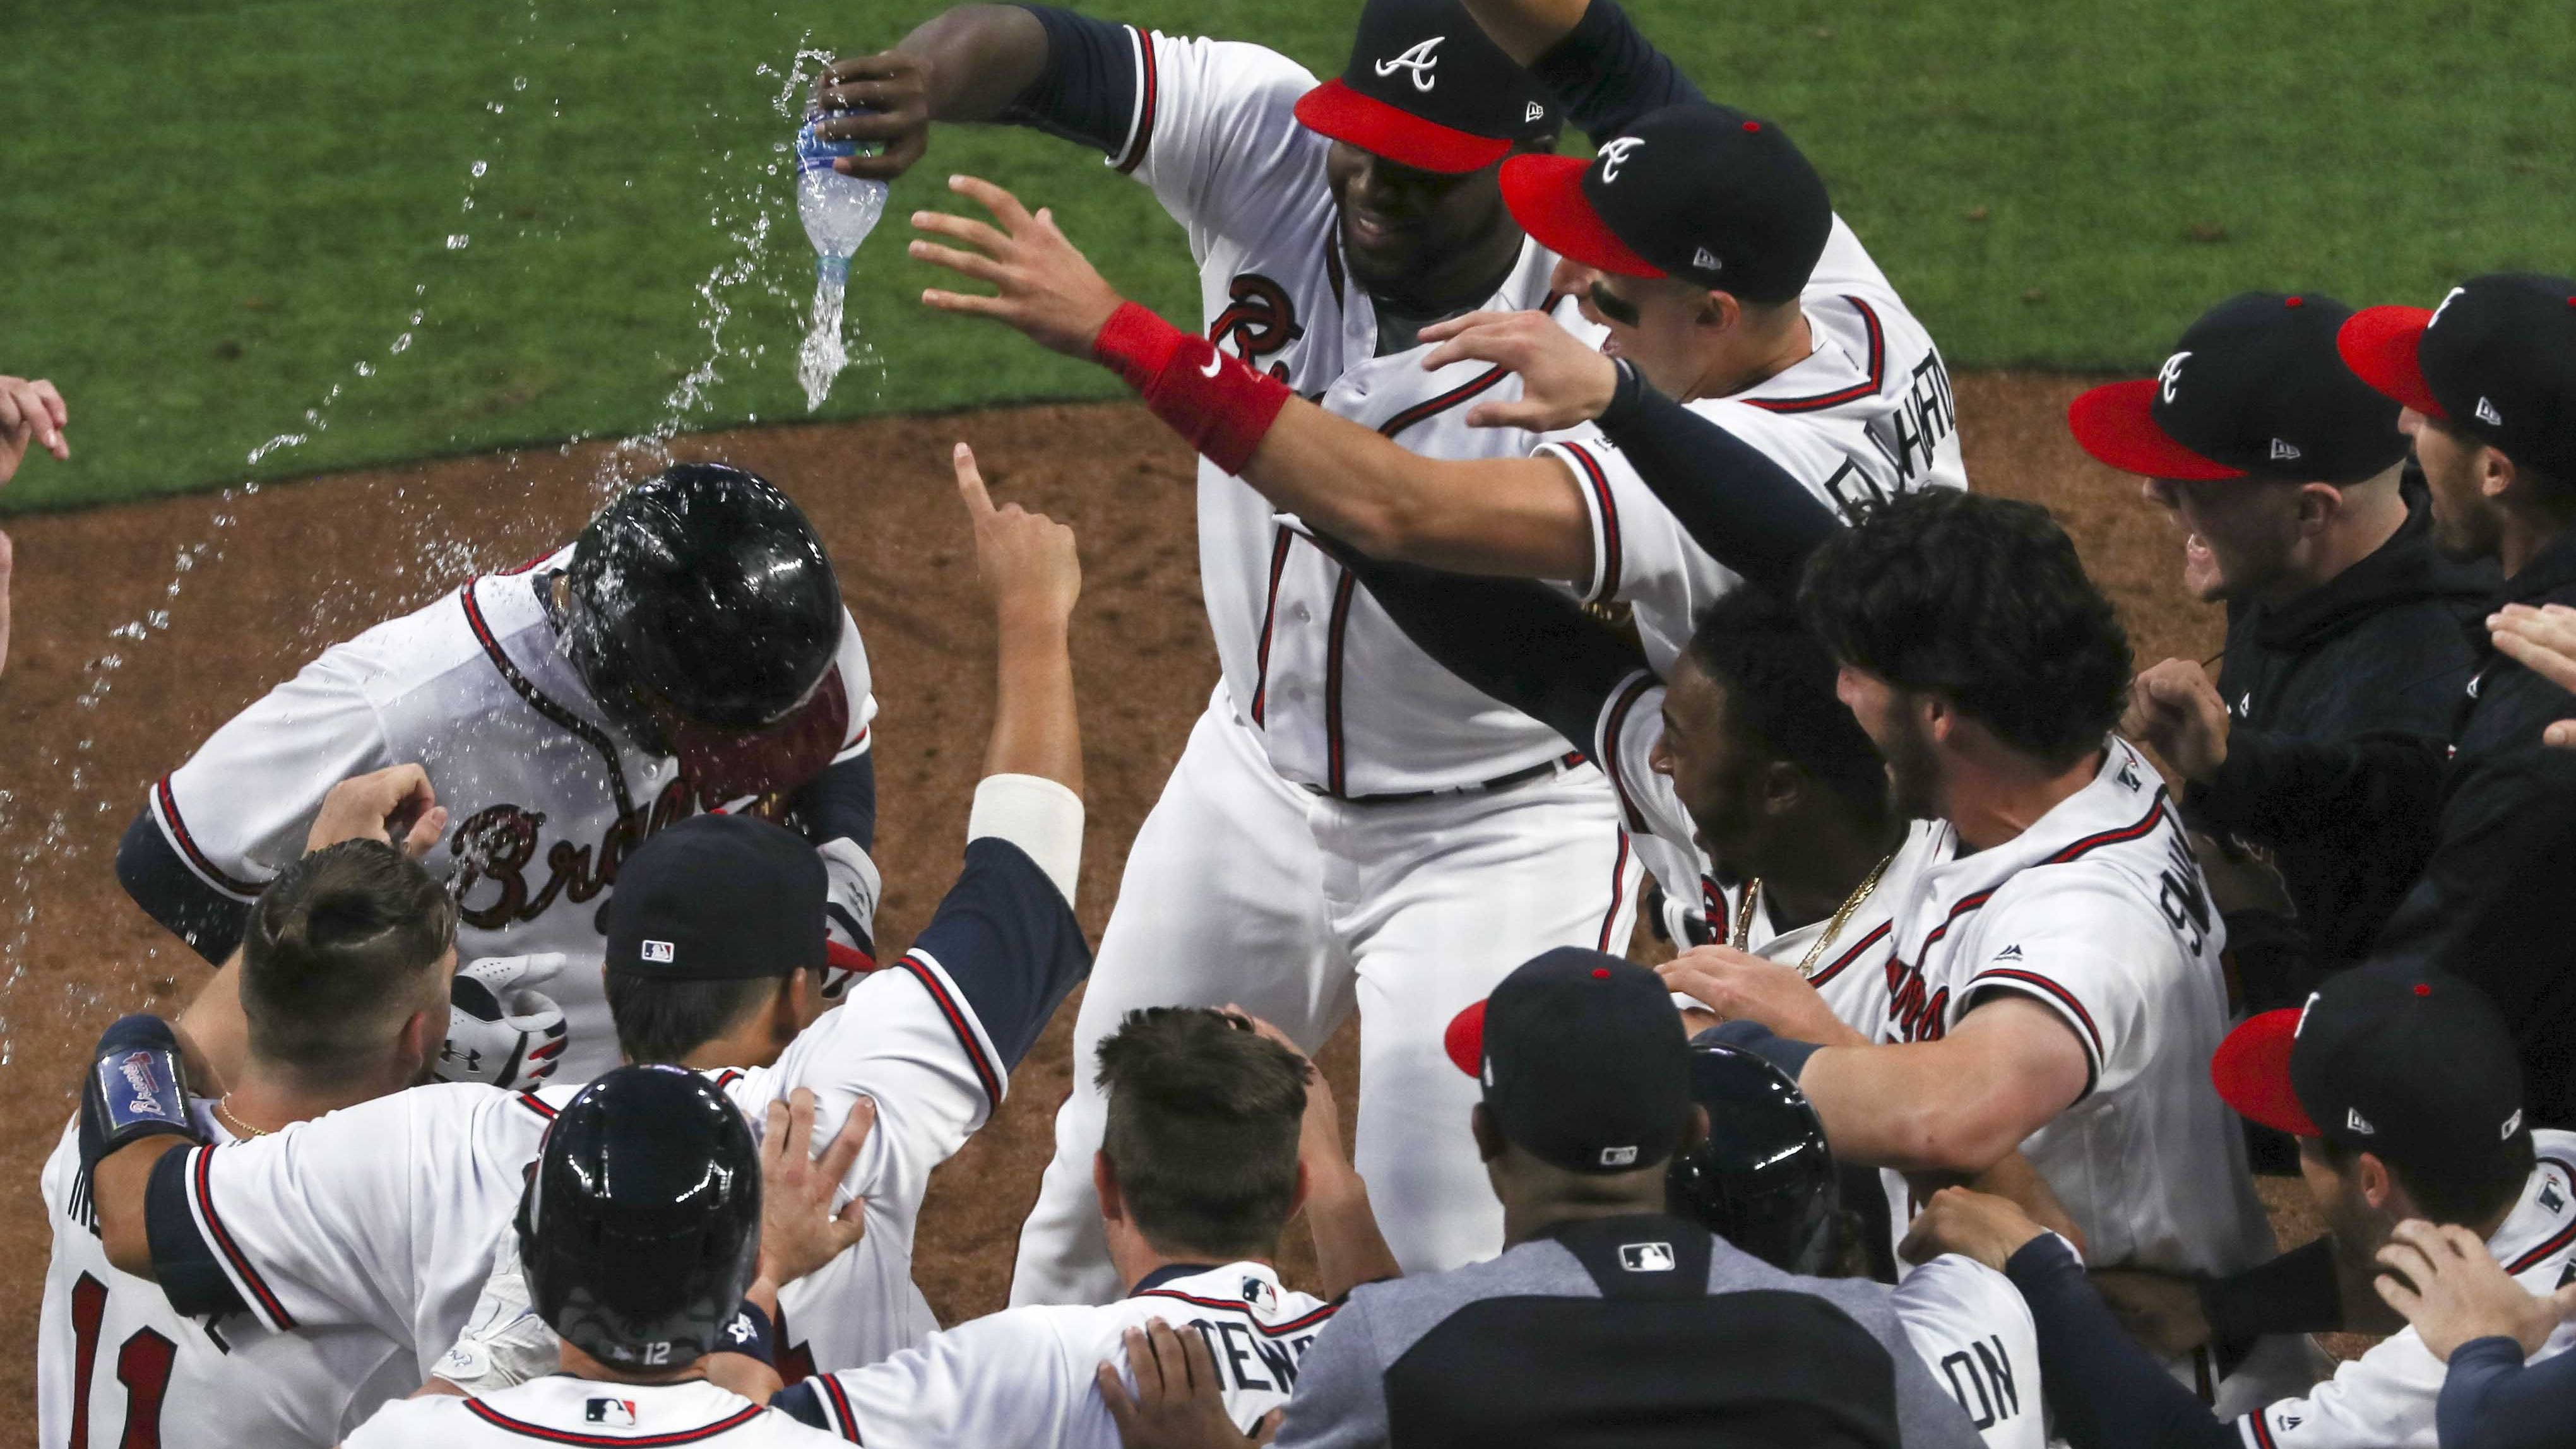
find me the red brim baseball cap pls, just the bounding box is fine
[2210,1008,2320,1137]
[665,665,853,809]
[1444,998,1488,1077]
[2066,379,2246,481]
[1497,153,1663,278]
[1294,80,1513,175]
[2337,306,2447,419]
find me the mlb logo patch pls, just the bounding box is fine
[1620,1241,1676,1272]
[641,940,676,964]
[1243,1276,1276,1311]
[586,1399,639,1426]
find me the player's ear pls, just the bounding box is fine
[1760,758,1806,815]
[1093,1150,1127,1223]
[2294,482,2342,533]
[1287,1159,1312,1221]
[1470,1103,1506,1164]
[396,1006,439,1082]
[2485,443,2522,504]
[2356,1150,2397,1211]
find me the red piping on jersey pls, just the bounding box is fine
[516,1092,559,1120]
[2504,1162,2576,1273]
[1595,831,1632,952]
[1808,920,1891,988]
[1376,365,1511,440]
[2244,1405,2280,1449]
[1598,671,1656,832]
[190,1147,297,1330]
[899,954,1004,1110]
[1745,297,1885,415]
[460,581,639,819]
[1115,27,1158,175]
[461,1398,766,1445]
[709,1069,744,1091]
[1321,569,1360,796]
[1558,442,1621,603]
[499,549,554,576]
[1968,967,2106,1067]
[813,1370,864,1440]
[1133,1291,1339,1336]
[2041,795,2169,863]
[153,776,266,897]
[1248,528,1297,727]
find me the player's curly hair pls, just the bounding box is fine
[1798,490,2131,769]
[1096,1007,1310,1260]
[242,839,459,1082]
[1683,586,1887,820]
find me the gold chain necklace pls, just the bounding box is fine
[1728,851,1898,978]
[213,1095,271,1140]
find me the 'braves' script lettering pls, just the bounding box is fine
[451,775,696,932]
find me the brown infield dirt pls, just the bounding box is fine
[1,373,2336,1423]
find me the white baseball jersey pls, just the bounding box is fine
[1119,28,1603,795]
[1894,1255,2046,1449]
[1540,216,1967,678]
[37,1106,422,1448]
[778,1262,1334,1446]
[2233,1135,2576,1449]
[1875,738,2273,1280]
[131,943,1007,1422]
[142,545,880,1082]
[348,1378,839,1448]
[1592,669,1945,1037]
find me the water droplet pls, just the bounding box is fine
[487,100,506,114]
[354,360,375,377]
[446,234,472,249]
[392,333,414,353]
[511,76,528,91]
[472,159,490,179]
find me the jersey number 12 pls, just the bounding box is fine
[64,1274,174,1449]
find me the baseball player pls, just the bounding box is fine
[1683,490,2310,1412]
[836,0,1639,1295]
[759,1007,1385,1447]
[343,1067,841,1448]
[117,461,884,1089]
[70,453,1093,1434]
[1668,1041,2046,1449]
[1,371,71,677]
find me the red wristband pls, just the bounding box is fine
[1091,302,1292,476]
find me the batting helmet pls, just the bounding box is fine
[517,1065,760,1368]
[1666,1041,1842,1275]
[562,462,851,801]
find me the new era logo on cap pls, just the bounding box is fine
[1374,35,1444,90]
[2270,439,2302,461]
[2347,1107,2375,1135]
[641,940,676,963]
[1619,1241,1676,1272]
[1525,100,1545,122]
[2476,396,2503,425]
[1692,246,1721,271]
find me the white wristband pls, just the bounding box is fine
[967,774,1084,906]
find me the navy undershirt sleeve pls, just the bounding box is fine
[769,1380,831,1429]
[1305,531,1647,759]
[2440,1337,2576,1449]
[2002,1234,2238,1449]
[1595,365,1844,596]
[1528,0,1707,143]
[792,750,877,853]
[905,836,1092,1070]
[999,5,1140,157]
[146,1147,249,1320]
[116,807,251,965]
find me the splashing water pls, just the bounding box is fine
[799,271,848,409]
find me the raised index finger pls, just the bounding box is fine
[947,174,1035,234]
[953,441,994,516]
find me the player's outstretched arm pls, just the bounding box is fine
[1234,1010,1403,1300]
[1795,997,2091,1174]
[915,175,1594,582]
[815,6,1047,181]
[1,375,68,677]
[956,439,1083,801]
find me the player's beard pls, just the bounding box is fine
[1875,703,1946,822]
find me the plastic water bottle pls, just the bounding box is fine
[793,102,885,409]
[794,102,887,287]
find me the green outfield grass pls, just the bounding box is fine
[4,0,2569,510]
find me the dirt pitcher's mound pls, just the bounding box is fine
[0,376,2223,1422]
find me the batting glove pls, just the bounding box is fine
[817,837,884,1000]
[432,1231,559,1393]
[437,953,569,1091]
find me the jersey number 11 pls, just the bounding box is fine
[64,1274,175,1449]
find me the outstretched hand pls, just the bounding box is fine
[913,175,1126,358]
[2375,1218,2576,1361]
[759,1088,876,1289]
[1100,1318,1276,1449]
[2489,603,2576,748]
[1417,310,1619,430]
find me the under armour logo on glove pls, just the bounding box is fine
[437,952,569,1091]
[1374,36,1444,91]
[818,838,884,1000]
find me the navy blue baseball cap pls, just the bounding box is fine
[603,813,826,981]
[2341,274,2576,482]
[1295,0,1558,174]
[1446,947,1693,1174]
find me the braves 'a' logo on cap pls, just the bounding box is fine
[2158,350,2192,405]
[1596,136,1645,183]
[1374,37,1444,92]
[2430,285,2466,330]
[2502,1108,2526,1140]
[2294,989,2323,1037]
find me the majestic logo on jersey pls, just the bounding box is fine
[1209,274,1306,381]
[2476,396,2504,425]
[1373,37,1445,91]
[1596,136,1645,183]
[2270,438,2302,461]
[1619,1241,1676,1272]
[451,775,697,933]
[1993,944,2024,961]
[2158,351,2191,404]
[585,1399,639,1426]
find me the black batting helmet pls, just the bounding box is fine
[1666,1041,1843,1275]
[562,463,852,801]
[518,1065,760,1368]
